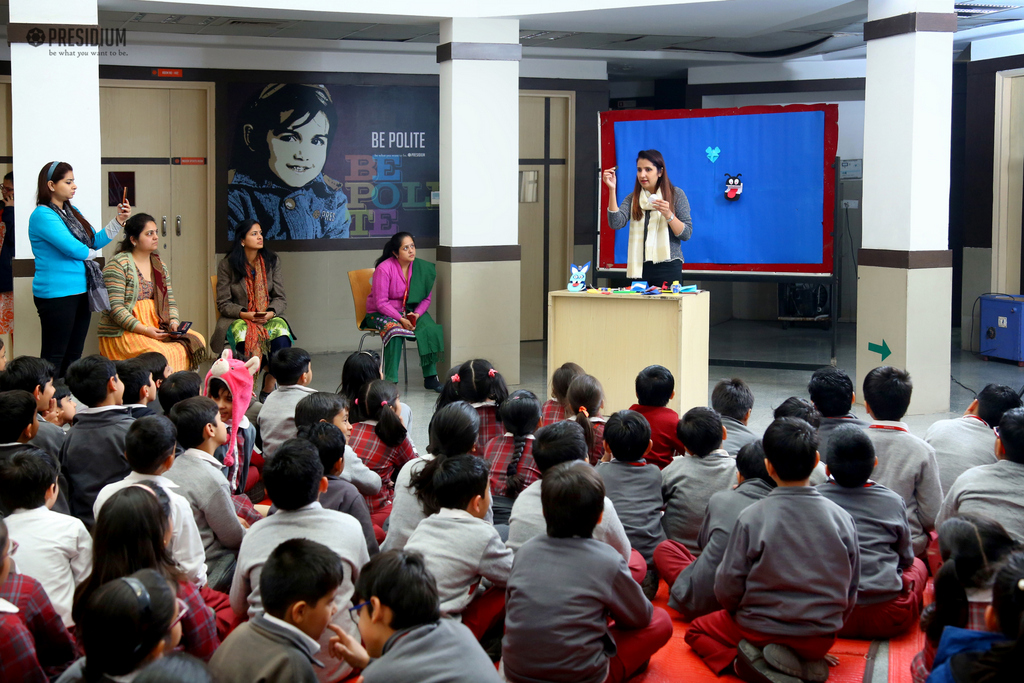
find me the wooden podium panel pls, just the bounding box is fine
[548,290,710,416]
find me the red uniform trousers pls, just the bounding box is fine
[460,586,507,640]
[838,558,928,639]
[628,549,647,584]
[370,507,390,543]
[652,539,696,587]
[199,585,237,640]
[606,607,674,683]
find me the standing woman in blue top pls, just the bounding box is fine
[29,161,130,377]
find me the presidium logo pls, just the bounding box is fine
[8,23,127,50]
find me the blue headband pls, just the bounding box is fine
[46,161,60,182]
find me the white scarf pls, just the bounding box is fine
[627,190,671,278]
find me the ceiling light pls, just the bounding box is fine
[954,3,1021,17]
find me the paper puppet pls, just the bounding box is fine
[568,261,591,292]
[724,173,743,201]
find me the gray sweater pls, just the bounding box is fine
[405,509,513,614]
[361,619,502,683]
[661,449,737,554]
[503,535,652,683]
[721,416,757,458]
[865,422,943,556]
[669,478,773,620]
[716,486,860,636]
[29,419,65,460]
[257,384,317,459]
[608,190,693,264]
[817,414,868,463]
[925,416,997,493]
[209,615,321,683]
[938,458,1024,542]
[818,480,914,604]
[59,407,134,526]
[507,479,632,562]
[596,459,665,564]
[165,448,246,566]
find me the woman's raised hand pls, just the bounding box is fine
[602,168,616,192]
[116,202,132,227]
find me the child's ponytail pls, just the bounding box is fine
[412,401,479,514]
[363,379,406,448]
[567,374,603,457]
[500,390,542,499]
[434,359,509,414]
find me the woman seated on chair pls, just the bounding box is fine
[214,219,294,398]
[365,231,444,391]
[98,213,207,371]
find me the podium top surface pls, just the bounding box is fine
[549,289,709,302]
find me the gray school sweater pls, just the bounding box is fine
[864,421,944,556]
[925,416,997,494]
[404,509,513,614]
[596,459,666,564]
[938,458,1024,542]
[721,416,757,458]
[29,419,65,459]
[361,619,502,683]
[503,535,653,683]
[257,384,317,459]
[669,478,773,620]
[818,480,914,604]
[817,414,868,464]
[661,449,737,554]
[716,486,860,636]
[165,448,246,566]
[58,407,134,526]
[209,615,321,683]
[506,478,632,562]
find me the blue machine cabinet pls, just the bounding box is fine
[980,294,1024,365]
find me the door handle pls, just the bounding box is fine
[161,216,167,237]
[176,215,181,237]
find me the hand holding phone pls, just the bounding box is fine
[169,321,192,336]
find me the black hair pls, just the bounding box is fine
[373,231,415,268]
[922,514,1020,644]
[158,371,201,414]
[357,379,407,448]
[117,212,157,253]
[295,392,347,428]
[431,454,489,511]
[551,362,584,406]
[773,396,822,429]
[207,377,230,401]
[0,448,58,511]
[976,384,1024,428]
[296,422,346,475]
[999,407,1024,465]
[603,410,651,462]
[542,461,605,539]
[566,374,604,457]
[168,396,219,450]
[533,420,588,473]
[270,347,311,386]
[117,358,154,406]
[227,219,279,277]
[635,364,674,407]
[261,538,344,618]
[353,550,440,631]
[338,351,381,421]
[863,366,913,422]
[736,440,775,487]
[66,355,118,408]
[711,378,755,421]
[0,389,39,442]
[970,551,1024,681]
[0,355,55,395]
[80,569,178,680]
[2,171,10,182]
[125,417,178,474]
[435,359,509,414]
[677,407,723,457]
[263,438,324,510]
[412,402,479,515]
[135,654,214,683]
[52,379,72,405]
[498,390,541,499]
[762,417,819,481]
[135,352,170,385]
[0,516,6,558]
[807,366,856,418]
[825,424,876,487]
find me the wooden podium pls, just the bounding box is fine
[547,290,710,416]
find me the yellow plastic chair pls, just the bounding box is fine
[347,268,412,385]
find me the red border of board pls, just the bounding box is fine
[598,103,839,274]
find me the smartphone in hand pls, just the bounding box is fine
[169,321,192,336]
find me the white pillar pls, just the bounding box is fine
[856,0,955,414]
[436,18,521,382]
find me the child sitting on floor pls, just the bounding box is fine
[713,378,757,457]
[157,370,201,415]
[116,358,158,418]
[541,362,583,427]
[205,351,260,497]
[503,461,672,683]
[258,347,316,459]
[685,417,860,682]
[435,359,509,453]
[0,390,70,515]
[49,380,76,428]
[294,391,381,495]
[0,356,65,459]
[135,351,171,392]
[818,424,927,640]
[628,365,685,470]
[567,374,607,465]
[773,396,829,485]
[405,454,512,640]
[807,366,868,460]
[485,390,542,526]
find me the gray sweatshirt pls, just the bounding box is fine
[608,190,693,264]
[361,619,502,683]
[165,448,246,566]
[29,419,65,460]
[257,384,317,459]
[817,414,868,464]
[938,458,1024,542]
[669,478,773,620]
[503,535,652,683]
[925,416,997,493]
[507,479,632,562]
[721,416,757,458]
[716,486,860,636]
[596,459,665,564]
[818,480,914,604]
[661,449,737,554]
[209,615,321,683]
[865,421,944,556]
[405,509,513,614]
[59,406,134,526]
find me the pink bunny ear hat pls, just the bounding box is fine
[203,349,260,467]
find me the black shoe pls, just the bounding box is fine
[763,644,830,683]
[423,375,442,393]
[641,568,660,601]
[734,641,802,683]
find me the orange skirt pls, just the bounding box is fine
[98,299,207,373]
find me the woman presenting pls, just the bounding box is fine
[30,161,130,377]
[98,213,207,371]
[603,149,693,285]
[364,232,444,392]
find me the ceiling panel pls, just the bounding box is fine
[265,22,376,40]
[340,23,436,41]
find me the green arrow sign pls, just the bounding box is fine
[868,339,891,362]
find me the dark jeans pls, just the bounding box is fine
[640,259,684,288]
[35,293,92,378]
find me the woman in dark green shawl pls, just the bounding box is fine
[364,232,445,391]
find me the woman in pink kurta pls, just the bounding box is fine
[364,232,444,391]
